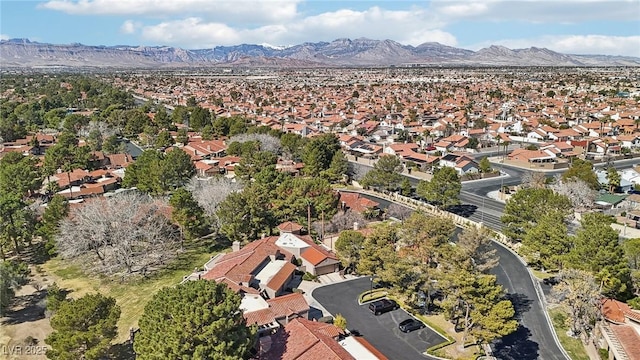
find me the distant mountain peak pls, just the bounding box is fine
[1,38,638,68]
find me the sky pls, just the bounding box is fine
[1,0,639,57]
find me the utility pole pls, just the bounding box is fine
[307,201,312,236]
[321,210,325,243]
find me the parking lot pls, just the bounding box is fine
[312,277,447,360]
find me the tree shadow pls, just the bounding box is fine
[308,306,324,321]
[505,293,533,320]
[18,241,51,265]
[491,325,539,360]
[109,341,136,360]
[2,290,47,325]
[446,204,478,218]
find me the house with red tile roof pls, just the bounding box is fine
[339,192,380,214]
[506,148,557,168]
[183,139,227,159]
[598,298,640,360]
[243,293,310,336]
[259,317,388,360]
[259,318,353,360]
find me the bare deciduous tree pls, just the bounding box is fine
[78,120,116,139]
[228,133,281,154]
[187,177,244,229]
[550,177,596,212]
[319,210,367,234]
[386,203,413,222]
[457,225,499,273]
[56,192,179,277]
[521,171,548,189]
[551,269,602,342]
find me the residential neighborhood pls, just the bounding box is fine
[2,66,640,360]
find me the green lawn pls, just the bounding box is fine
[43,239,225,343]
[530,269,558,280]
[548,307,590,360]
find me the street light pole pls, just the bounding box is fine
[481,197,485,223]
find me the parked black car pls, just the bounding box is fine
[399,318,426,333]
[368,299,399,315]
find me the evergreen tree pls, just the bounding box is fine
[170,188,209,240]
[334,230,365,271]
[154,106,171,129]
[416,166,461,208]
[323,150,348,182]
[479,156,492,173]
[46,293,120,360]
[361,155,404,191]
[562,158,599,190]
[501,187,572,242]
[38,194,69,255]
[302,134,340,176]
[0,152,42,197]
[606,167,621,193]
[521,211,569,271]
[134,281,256,359]
[566,213,633,300]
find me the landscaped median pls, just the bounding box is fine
[357,288,388,304]
[358,289,483,359]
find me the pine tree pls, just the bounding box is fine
[134,281,256,359]
[170,188,209,240]
[416,166,461,208]
[46,293,120,360]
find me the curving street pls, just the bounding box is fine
[343,190,569,360]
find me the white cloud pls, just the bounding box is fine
[120,20,140,34]
[437,2,489,17]
[0,34,9,40]
[469,35,640,57]
[430,0,639,23]
[40,0,301,23]
[136,6,455,48]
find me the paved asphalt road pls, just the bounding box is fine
[313,278,447,360]
[348,191,568,360]
[488,243,566,360]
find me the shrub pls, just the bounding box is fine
[599,348,609,360]
[302,272,317,281]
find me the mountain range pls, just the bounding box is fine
[2,37,639,68]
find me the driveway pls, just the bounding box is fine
[312,277,447,360]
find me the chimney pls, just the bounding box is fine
[353,222,359,231]
[207,145,211,151]
[232,241,241,252]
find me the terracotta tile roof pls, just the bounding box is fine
[203,237,294,285]
[609,324,640,360]
[339,192,379,213]
[266,293,309,319]
[266,262,297,291]
[278,221,303,233]
[245,308,277,327]
[218,277,259,295]
[264,318,353,360]
[301,247,328,266]
[601,298,640,325]
[106,153,133,168]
